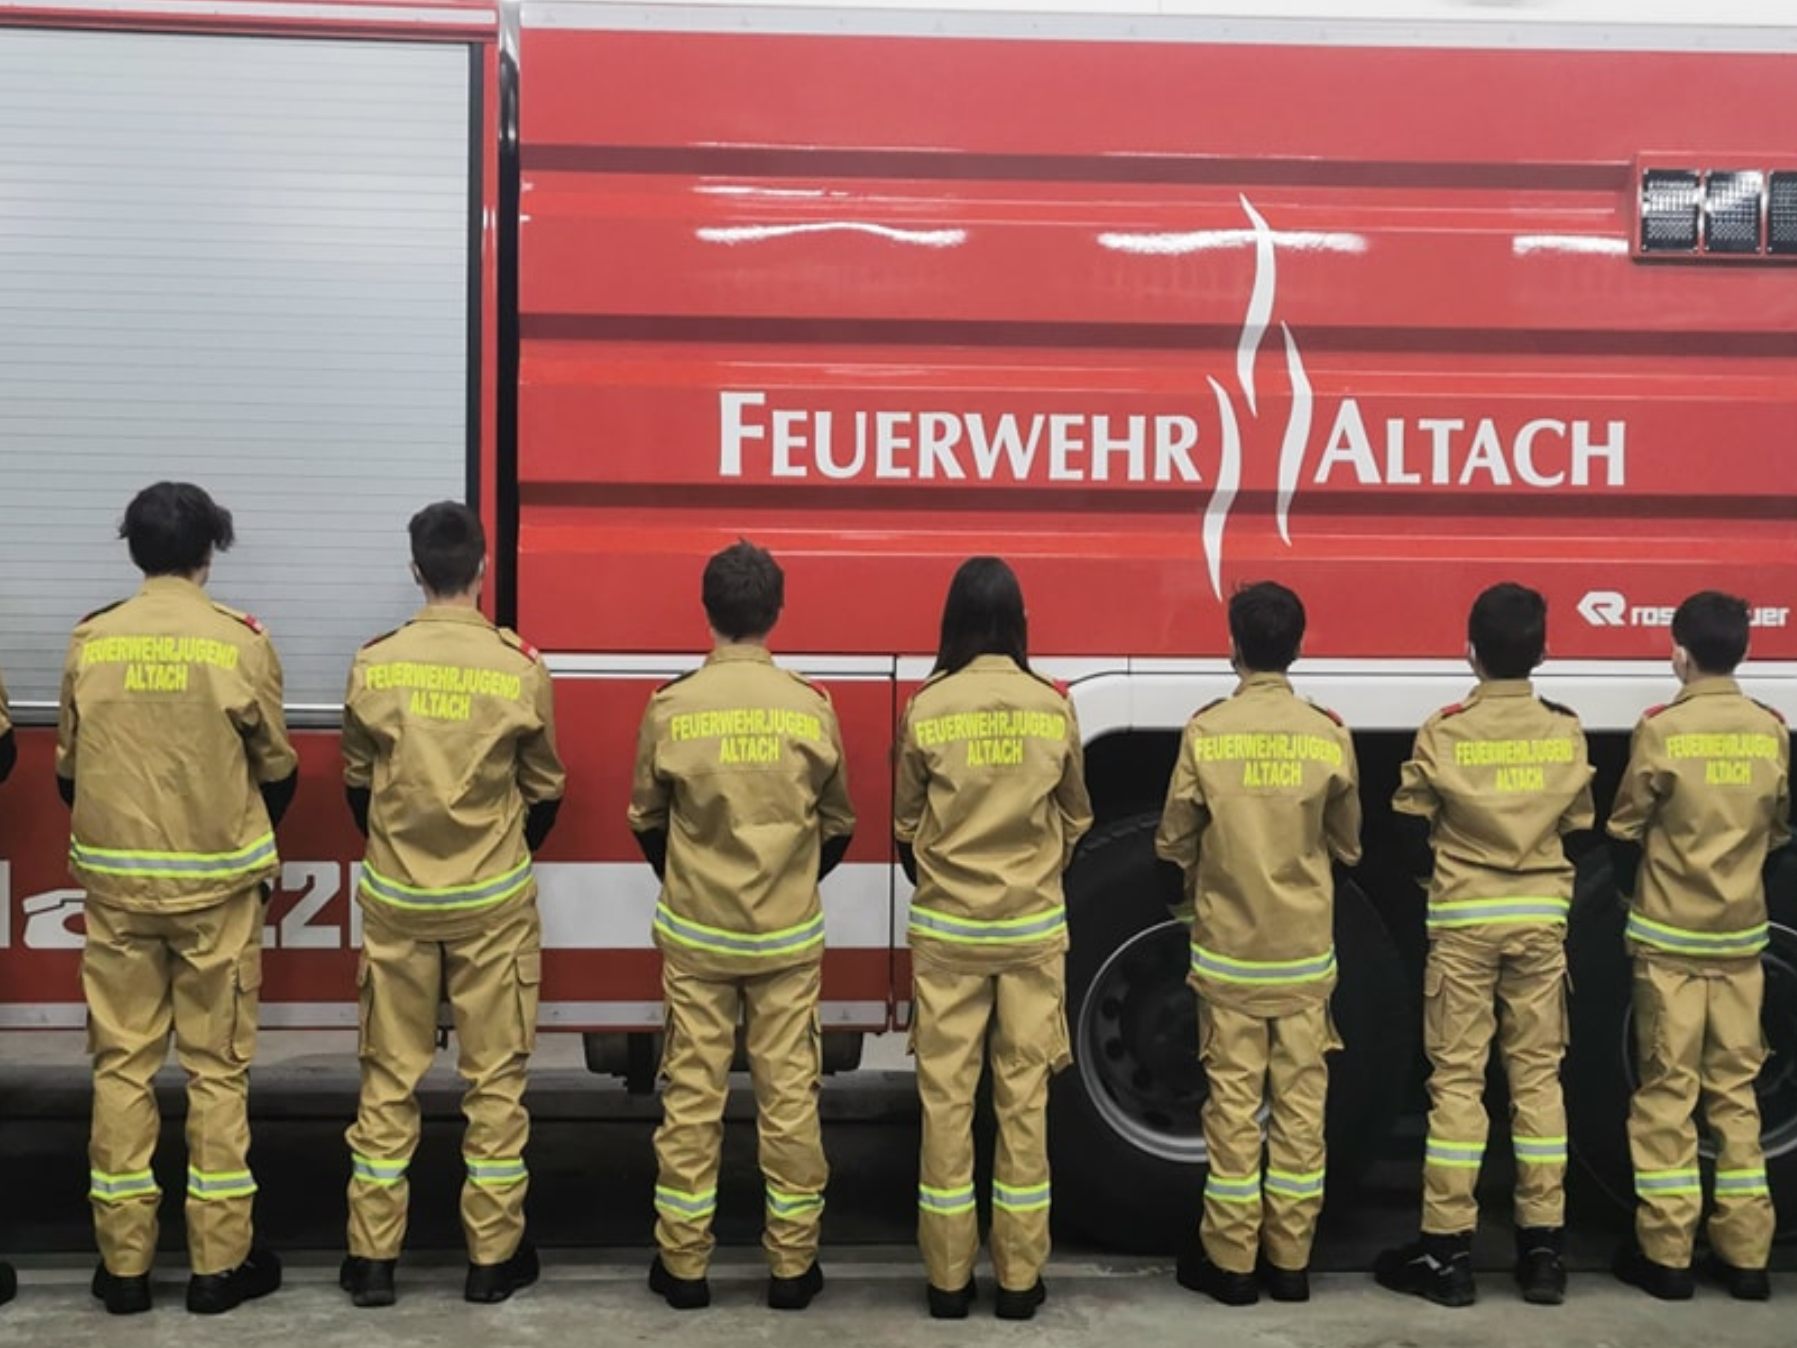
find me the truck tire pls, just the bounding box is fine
[1048,812,1410,1252]
[1568,846,1797,1232]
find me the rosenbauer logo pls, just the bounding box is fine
[716,197,1629,598]
[1578,591,1790,630]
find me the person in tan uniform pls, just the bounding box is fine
[629,540,855,1312]
[338,502,566,1309]
[1376,583,1596,1308]
[1155,581,1361,1307]
[893,558,1092,1322]
[1608,591,1789,1303]
[0,663,14,1308]
[57,483,297,1316]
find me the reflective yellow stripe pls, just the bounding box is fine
[89,1169,159,1203]
[1626,910,1768,956]
[991,1180,1051,1213]
[908,904,1066,946]
[71,832,276,880]
[1427,897,1570,929]
[1635,1167,1702,1198]
[1191,944,1335,987]
[361,858,533,913]
[187,1167,257,1200]
[918,1183,977,1215]
[653,904,826,958]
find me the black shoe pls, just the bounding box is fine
[1374,1234,1476,1308]
[339,1255,397,1309]
[1515,1227,1566,1306]
[1175,1242,1258,1307]
[768,1262,824,1311]
[1613,1243,1693,1302]
[187,1248,282,1316]
[466,1241,538,1305]
[0,1261,14,1307]
[994,1280,1047,1321]
[91,1264,153,1316]
[1258,1258,1310,1304]
[1703,1254,1771,1302]
[649,1255,711,1311]
[927,1280,976,1319]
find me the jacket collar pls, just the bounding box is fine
[411,603,492,628]
[1236,671,1293,696]
[707,642,774,666]
[1470,678,1534,701]
[1675,675,1742,702]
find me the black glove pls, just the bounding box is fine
[634,828,668,881]
[897,839,918,886]
[346,784,371,837]
[1610,837,1643,900]
[0,729,15,784]
[820,833,851,881]
[260,771,298,829]
[525,797,563,852]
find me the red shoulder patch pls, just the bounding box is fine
[1643,703,1670,720]
[1438,702,1466,719]
[1052,678,1071,698]
[236,612,264,635]
[517,638,540,663]
[1307,699,1344,726]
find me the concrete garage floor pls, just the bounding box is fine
[0,1254,1788,1348]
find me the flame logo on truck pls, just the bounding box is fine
[1202,196,1316,599]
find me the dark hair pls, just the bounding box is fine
[120,482,235,577]
[408,501,486,595]
[1229,581,1305,672]
[933,557,1030,676]
[1672,590,1751,675]
[702,539,784,640]
[1468,582,1547,680]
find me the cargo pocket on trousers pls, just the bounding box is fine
[658,1002,678,1084]
[1421,960,1446,1052]
[230,948,262,1064]
[355,956,374,1061]
[1323,999,1346,1056]
[1049,987,1073,1074]
[515,949,542,1055]
[809,1007,824,1092]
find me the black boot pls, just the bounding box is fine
[1175,1240,1258,1307]
[927,1280,976,1319]
[1257,1257,1310,1304]
[91,1264,152,1316]
[0,1261,14,1307]
[1702,1253,1771,1303]
[1515,1227,1566,1306]
[339,1255,397,1308]
[465,1241,538,1305]
[994,1279,1047,1321]
[1612,1242,1693,1301]
[768,1262,824,1311]
[187,1248,282,1316]
[649,1254,711,1311]
[1374,1233,1476,1308]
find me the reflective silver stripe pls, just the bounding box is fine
[766,1187,825,1217]
[1714,1169,1770,1195]
[466,1156,527,1187]
[918,1183,976,1215]
[1263,1169,1325,1198]
[991,1180,1050,1212]
[361,859,533,911]
[89,1170,159,1203]
[1426,898,1570,927]
[187,1167,257,1199]
[655,1185,717,1218]
[1634,1168,1702,1196]
[907,904,1066,944]
[71,833,276,879]
[1513,1136,1568,1163]
[1626,911,1768,956]
[1204,1171,1262,1203]
[653,904,826,957]
[1425,1138,1484,1169]
[352,1154,409,1186]
[1190,944,1336,986]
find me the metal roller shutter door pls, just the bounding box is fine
[0,28,472,719]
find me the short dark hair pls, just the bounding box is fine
[1468,583,1547,680]
[120,482,235,577]
[1229,581,1305,672]
[1672,590,1751,675]
[703,540,784,640]
[408,501,486,595]
[934,556,1029,676]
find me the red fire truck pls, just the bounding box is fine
[0,0,1793,1248]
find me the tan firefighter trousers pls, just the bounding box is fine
[653,959,826,1279]
[1198,999,1339,1274]
[1629,957,1774,1269]
[83,888,263,1277]
[1422,926,1569,1234]
[345,903,541,1266]
[912,958,1069,1295]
